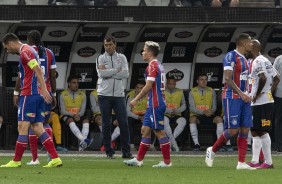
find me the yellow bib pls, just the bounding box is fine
[61,89,85,114]
[190,87,213,116]
[164,88,183,116]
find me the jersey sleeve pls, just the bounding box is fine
[223,52,234,71]
[21,50,38,69]
[47,49,57,69]
[146,61,158,81]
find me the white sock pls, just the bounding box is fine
[189,123,199,145]
[247,130,252,145]
[261,133,272,165]
[216,123,224,139]
[173,117,186,139]
[82,123,90,140]
[99,125,102,132]
[111,126,120,141]
[69,122,84,141]
[251,136,262,163]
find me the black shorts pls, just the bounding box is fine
[251,103,274,132]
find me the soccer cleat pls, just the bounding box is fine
[152,161,172,168]
[236,162,256,170]
[43,157,63,168]
[247,161,260,168]
[205,147,215,167]
[26,159,40,166]
[193,144,200,151]
[123,158,143,167]
[1,160,21,168]
[256,163,274,169]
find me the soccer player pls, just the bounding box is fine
[247,39,280,169]
[205,33,254,170]
[13,30,58,165]
[123,41,171,168]
[1,33,62,168]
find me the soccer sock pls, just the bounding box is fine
[173,117,186,139]
[216,123,224,139]
[189,123,199,145]
[260,133,272,165]
[44,123,53,140]
[28,128,38,161]
[212,130,230,153]
[164,117,177,146]
[237,133,248,163]
[82,122,90,140]
[159,137,171,165]
[247,130,252,145]
[251,136,262,163]
[50,112,62,144]
[14,135,28,162]
[137,137,151,161]
[111,126,120,141]
[69,122,84,141]
[39,132,58,159]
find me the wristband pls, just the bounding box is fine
[13,91,19,96]
[52,93,56,97]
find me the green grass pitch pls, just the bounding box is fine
[0,154,281,184]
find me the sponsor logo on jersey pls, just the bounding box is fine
[26,113,36,117]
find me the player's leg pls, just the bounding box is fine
[27,127,40,165]
[164,116,179,152]
[189,116,200,150]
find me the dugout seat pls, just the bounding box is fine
[144,0,170,6]
[25,0,49,5]
[117,0,140,6]
[0,0,18,5]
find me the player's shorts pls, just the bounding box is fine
[143,105,166,130]
[18,95,45,123]
[223,98,253,129]
[251,103,273,132]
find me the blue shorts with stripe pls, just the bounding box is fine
[18,95,46,123]
[223,98,253,129]
[143,105,166,130]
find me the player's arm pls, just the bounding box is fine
[224,70,251,102]
[130,80,152,106]
[28,59,52,104]
[253,73,267,103]
[13,74,21,107]
[271,75,280,94]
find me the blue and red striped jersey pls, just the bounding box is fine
[32,46,56,93]
[19,44,41,96]
[222,50,249,99]
[145,60,166,108]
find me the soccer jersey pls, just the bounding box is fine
[250,55,278,106]
[31,45,57,93]
[19,44,41,96]
[222,50,249,99]
[145,60,166,108]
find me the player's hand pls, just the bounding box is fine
[241,93,252,103]
[130,99,137,107]
[13,95,19,107]
[73,114,80,121]
[42,90,52,104]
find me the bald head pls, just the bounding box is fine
[252,39,261,52]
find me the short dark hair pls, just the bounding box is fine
[67,75,80,83]
[235,33,250,46]
[196,72,208,80]
[104,36,116,44]
[2,33,19,44]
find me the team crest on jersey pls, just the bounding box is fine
[231,117,237,126]
[26,113,36,117]
[261,119,271,127]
